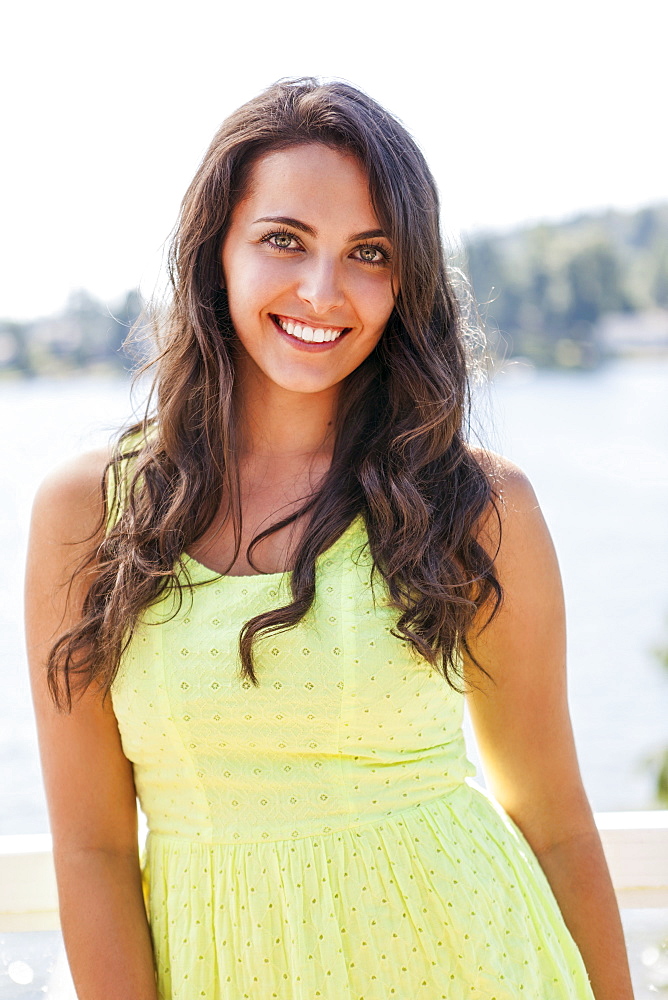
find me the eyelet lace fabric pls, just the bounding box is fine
[111,515,595,999]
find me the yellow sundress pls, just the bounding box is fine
[111,513,596,999]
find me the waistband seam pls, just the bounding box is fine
[144,783,470,848]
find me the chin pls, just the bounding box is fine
[273,374,341,394]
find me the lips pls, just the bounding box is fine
[270,314,352,346]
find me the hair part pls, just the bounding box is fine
[47,76,502,710]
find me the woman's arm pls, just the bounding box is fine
[25,450,158,1000]
[464,453,633,1000]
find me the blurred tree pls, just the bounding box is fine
[61,289,113,365]
[630,206,661,249]
[464,237,506,311]
[462,202,668,367]
[53,288,144,369]
[0,321,33,374]
[565,241,632,327]
[107,288,145,363]
[652,246,668,308]
[652,636,668,807]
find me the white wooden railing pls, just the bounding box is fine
[1,812,667,932]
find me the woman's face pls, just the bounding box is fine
[221,143,397,396]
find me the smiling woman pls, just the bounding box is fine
[221,144,397,395]
[25,77,632,1000]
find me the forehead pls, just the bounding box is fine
[235,143,381,229]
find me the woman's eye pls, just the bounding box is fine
[355,244,391,266]
[262,231,299,251]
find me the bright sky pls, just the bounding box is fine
[2,0,666,320]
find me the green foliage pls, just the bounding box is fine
[651,631,668,806]
[657,751,668,808]
[461,203,668,368]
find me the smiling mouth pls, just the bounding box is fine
[271,314,351,344]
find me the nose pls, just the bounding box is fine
[296,254,345,316]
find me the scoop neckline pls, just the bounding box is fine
[180,514,365,582]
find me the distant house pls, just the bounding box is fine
[595,310,668,355]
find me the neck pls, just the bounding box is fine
[233,368,339,463]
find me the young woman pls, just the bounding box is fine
[26,78,633,1000]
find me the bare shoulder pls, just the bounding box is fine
[468,445,544,540]
[26,447,115,684]
[31,446,113,549]
[469,446,539,510]
[26,450,141,859]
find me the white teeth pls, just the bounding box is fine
[276,316,344,343]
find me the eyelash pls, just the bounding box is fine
[259,228,393,267]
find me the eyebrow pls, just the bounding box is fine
[253,216,389,243]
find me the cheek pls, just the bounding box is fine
[351,274,396,329]
[226,256,290,313]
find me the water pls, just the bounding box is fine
[472,356,668,811]
[0,357,666,997]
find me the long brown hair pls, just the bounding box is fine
[48,77,502,708]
